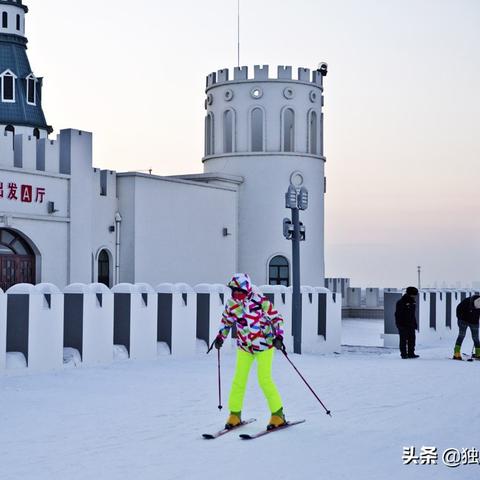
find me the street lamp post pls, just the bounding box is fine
[284,184,308,354]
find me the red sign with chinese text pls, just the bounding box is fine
[0,182,46,203]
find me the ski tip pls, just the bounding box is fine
[202,434,215,439]
[239,434,253,440]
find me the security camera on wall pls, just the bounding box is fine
[317,62,328,76]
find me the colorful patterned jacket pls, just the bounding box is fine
[217,273,284,353]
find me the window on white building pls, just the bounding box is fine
[282,108,295,152]
[26,74,36,105]
[4,124,14,149]
[223,109,234,153]
[269,255,290,286]
[98,250,110,287]
[2,12,7,28]
[1,70,16,102]
[251,108,264,152]
[16,14,20,30]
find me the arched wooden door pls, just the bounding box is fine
[0,229,36,291]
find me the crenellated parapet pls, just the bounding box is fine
[0,131,58,172]
[202,64,327,159]
[0,128,117,200]
[93,167,117,198]
[206,65,326,90]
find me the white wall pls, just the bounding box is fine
[91,169,118,285]
[117,174,237,285]
[205,155,325,286]
[6,218,68,287]
[0,166,70,287]
[62,129,94,284]
[116,177,135,282]
[0,128,122,289]
[0,166,69,217]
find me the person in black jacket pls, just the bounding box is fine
[452,295,480,360]
[395,286,419,359]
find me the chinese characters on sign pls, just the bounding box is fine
[403,446,480,468]
[0,182,46,203]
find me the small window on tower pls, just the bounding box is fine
[223,109,234,153]
[251,108,264,152]
[2,12,7,28]
[26,75,36,105]
[205,113,214,156]
[282,108,295,152]
[308,110,318,154]
[2,72,15,102]
[16,14,20,31]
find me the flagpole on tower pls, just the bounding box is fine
[237,0,240,67]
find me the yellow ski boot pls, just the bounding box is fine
[452,350,463,361]
[225,412,242,430]
[267,408,286,430]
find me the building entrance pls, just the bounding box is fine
[0,229,36,291]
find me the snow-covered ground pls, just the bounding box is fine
[0,320,478,480]
[341,318,384,346]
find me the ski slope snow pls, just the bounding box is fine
[0,320,478,480]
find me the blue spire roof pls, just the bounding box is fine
[0,32,51,132]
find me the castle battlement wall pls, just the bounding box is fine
[0,129,92,174]
[206,65,324,89]
[202,64,326,158]
[93,168,117,198]
[0,128,116,199]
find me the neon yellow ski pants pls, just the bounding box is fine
[228,347,283,413]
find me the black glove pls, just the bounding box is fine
[214,336,224,350]
[273,336,285,351]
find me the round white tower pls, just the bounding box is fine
[203,64,327,286]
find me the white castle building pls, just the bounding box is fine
[0,0,328,291]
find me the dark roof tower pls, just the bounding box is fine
[0,0,52,134]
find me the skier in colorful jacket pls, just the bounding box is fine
[214,273,286,430]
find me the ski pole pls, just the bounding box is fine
[206,339,215,354]
[281,349,332,417]
[217,347,223,410]
[206,339,223,409]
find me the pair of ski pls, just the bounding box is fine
[202,418,305,440]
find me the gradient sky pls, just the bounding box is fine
[26,0,479,287]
